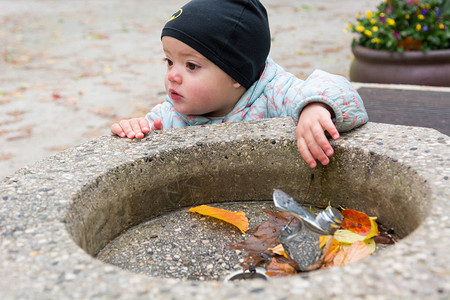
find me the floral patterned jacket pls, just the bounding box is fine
[146,57,368,132]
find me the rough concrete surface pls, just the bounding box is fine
[1,1,450,299]
[1,118,449,299]
[0,0,383,180]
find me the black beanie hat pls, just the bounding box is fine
[161,0,271,89]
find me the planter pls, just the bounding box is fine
[350,45,450,87]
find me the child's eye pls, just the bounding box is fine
[163,58,173,66]
[186,62,199,70]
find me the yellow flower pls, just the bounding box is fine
[406,14,410,19]
[347,23,353,29]
[371,38,380,44]
[366,11,373,19]
[379,13,385,18]
[387,18,396,26]
[416,24,421,31]
[439,23,445,29]
[356,13,361,19]
[372,26,379,32]
[418,14,425,20]
[364,30,373,37]
[370,18,376,25]
[343,29,349,34]
[355,25,365,32]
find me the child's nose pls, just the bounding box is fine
[167,67,182,83]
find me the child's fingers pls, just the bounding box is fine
[321,117,340,140]
[111,123,126,138]
[119,120,136,138]
[150,118,163,130]
[297,137,317,168]
[139,118,150,133]
[297,124,332,168]
[129,118,145,139]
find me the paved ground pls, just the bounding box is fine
[1,0,448,180]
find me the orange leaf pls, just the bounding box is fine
[265,258,297,277]
[188,205,249,233]
[331,240,370,267]
[341,209,372,236]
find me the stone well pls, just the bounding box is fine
[0,118,449,299]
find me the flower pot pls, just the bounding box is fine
[350,45,450,87]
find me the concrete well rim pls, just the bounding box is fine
[0,119,449,299]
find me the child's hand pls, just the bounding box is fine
[296,103,339,168]
[111,117,162,139]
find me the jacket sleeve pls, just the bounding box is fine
[145,100,187,129]
[266,69,369,132]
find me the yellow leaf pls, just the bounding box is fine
[340,238,376,254]
[188,205,249,233]
[334,229,366,243]
[334,217,379,243]
[268,244,289,258]
[319,235,330,248]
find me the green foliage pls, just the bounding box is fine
[347,0,450,51]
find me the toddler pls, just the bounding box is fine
[111,0,369,168]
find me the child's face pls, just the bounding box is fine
[162,36,245,117]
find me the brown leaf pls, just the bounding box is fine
[6,110,27,117]
[88,107,116,118]
[374,235,395,245]
[265,258,297,277]
[0,153,14,161]
[6,126,32,141]
[47,145,69,152]
[228,210,299,268]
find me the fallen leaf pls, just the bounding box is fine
[339,237,376,254]
[52,93,62,100]
[0,153,14,161]
[374,234,395,245]
[334,229,367,243]
[228,210,299,268]
[188,205,249,233]
[47,146,69,152]
[267,243,288,258]
[332,240,370,267]
[265,258,297,277]
[6,126,32,141]
[7,110,27,117]
[322,238,341,267]
[341,209,372,236]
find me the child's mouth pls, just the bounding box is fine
[169,90,183,101]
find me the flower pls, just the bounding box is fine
[348,0,450,51]
[386,18,396,26]
[355,25,365,32]
[371,38,381,43]
[364,30,373,37]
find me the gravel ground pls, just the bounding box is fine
[97,201,276,281]
[97,200,396,281]
[0,0,381,180]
